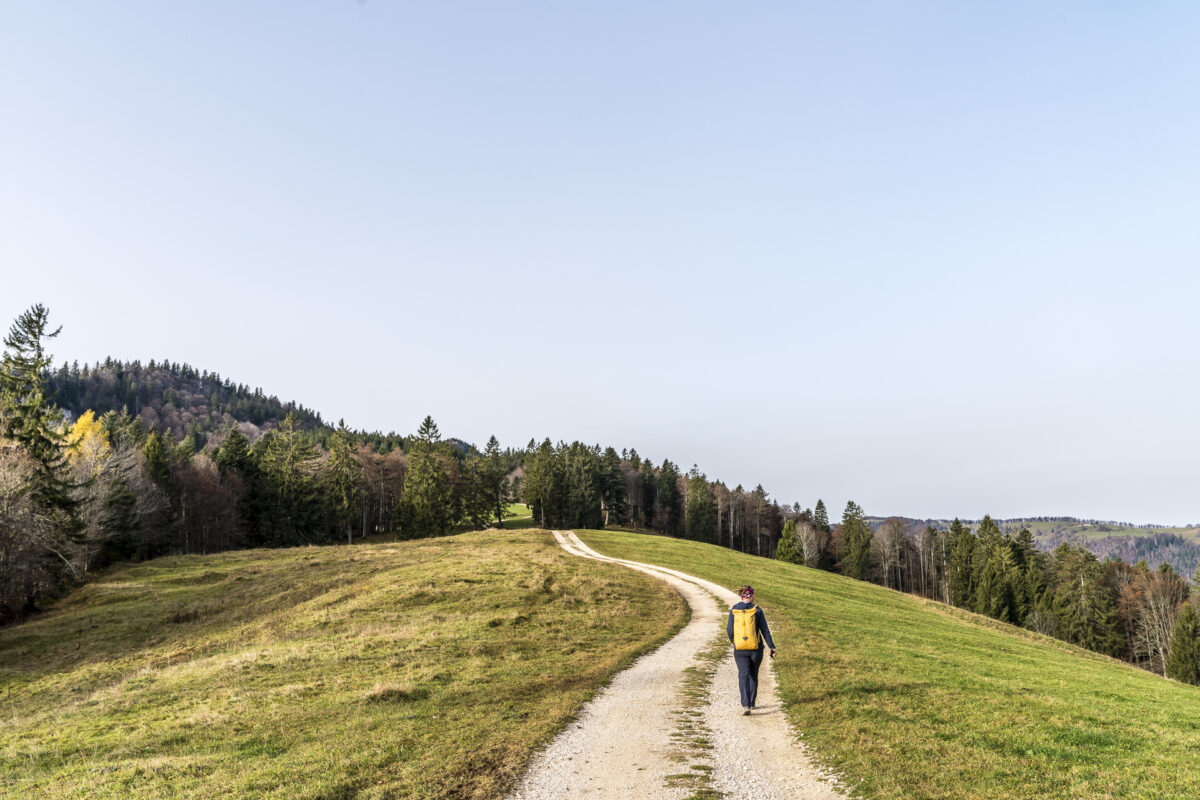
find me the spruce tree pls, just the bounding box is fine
[326,420,364,544]
[1050,544,1124,657]
[840,501,873,580]
[657,460,683,534]
[1166,604,1200,685]
[255,413,322,544]
[599,447,627,527]
[638,459,656,528]
[947,519,975,607]
[813,499,830,533]
[522,438,557,528]
[0,304,80,535]
[684,467,716,543]
[776,519,799,564]
[482,435,509,526]
[397,416,456,538]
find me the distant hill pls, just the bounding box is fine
[867,515,1200,577]
[46,358,480,458]
[48,358,326,446]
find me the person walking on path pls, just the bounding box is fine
[727,585,776,715]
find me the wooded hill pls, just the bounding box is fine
[5,303,1200,688]
[866,515,1200,577]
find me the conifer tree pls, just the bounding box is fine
[0,304,80,536]
[522,438,557,528]
[482,435,511,527]
[657,460,682,535]
[840,501,872,580]
[1166,604,1200,685]
[775,519,799,564]
[396,416,456,538]
[638,458,656,528]
[599,446,627,527]
[255,413,322,543]
[947,519,976,608]
[1050,543,1124,657]
[813,499,831,534]
[326,420,364,544]
[684,467,716,543]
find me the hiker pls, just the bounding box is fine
[727,584,776,715]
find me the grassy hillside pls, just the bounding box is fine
[0,530,687,800]
[578,530,1200,800]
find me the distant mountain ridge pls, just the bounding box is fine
[867,515,1200,576]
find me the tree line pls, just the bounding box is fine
[772,509,1200,685]
[0,306,531,622]
[6,303,1200,686]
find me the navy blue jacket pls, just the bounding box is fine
[727,602,775,651]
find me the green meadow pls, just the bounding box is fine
[0,530,686,800]
[578,529,1200,800]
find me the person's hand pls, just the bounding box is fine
[769,649,776,659]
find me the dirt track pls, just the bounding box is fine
[504,531,847,800]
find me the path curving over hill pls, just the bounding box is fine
[504,531,846,800]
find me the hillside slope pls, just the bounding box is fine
[579,530,1200,800]
[0,530,686,800]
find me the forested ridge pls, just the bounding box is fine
[4,304,1200,686]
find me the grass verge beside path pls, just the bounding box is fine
[0,529,687,800]
[577,529,1200,800]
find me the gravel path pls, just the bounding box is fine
[504,531,847,800]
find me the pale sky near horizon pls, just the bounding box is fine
[3,3,1199,524]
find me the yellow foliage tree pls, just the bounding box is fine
[65,410,111,475]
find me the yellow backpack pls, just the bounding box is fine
[731,605,760,651]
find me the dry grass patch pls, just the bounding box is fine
[0,529,686,800]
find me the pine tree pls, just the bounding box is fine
[254,413,322,544]
[599,447,627,527]
[482,435,510,527]
[657,460,683,535]
[813,499,830,534]
[947,519,975,607]
[1166,604,1200,685]
[396,417,456,538]
[1050,544,1124,657]
[0,304,81,536]
[840,501,873,580]
[776,519,799,564]
[684,467,716,543]
[638,459,656,528]
[325,420,364,544]
[522,438,558,528]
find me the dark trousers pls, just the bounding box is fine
[734,648,764,708]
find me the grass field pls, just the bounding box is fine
[0,530,687,800]
[578,529,1200,800]
[502,503,537,530]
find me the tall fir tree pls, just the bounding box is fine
[396,416,456,537]
[255,413,323,543]
[840,500,872,581]
[1166,604,1200,685]
[326,420,364,544]
[813,499,831,533]
[481,435,510,527]
[0,304,81,537]
[775,519,799,564]
[684,467,716,543]
[657,460,683,535]
[947,519,976,608]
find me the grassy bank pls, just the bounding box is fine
[0,530,687,800]
[578,529,1200,800]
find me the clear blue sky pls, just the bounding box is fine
[3,3,1199,524]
